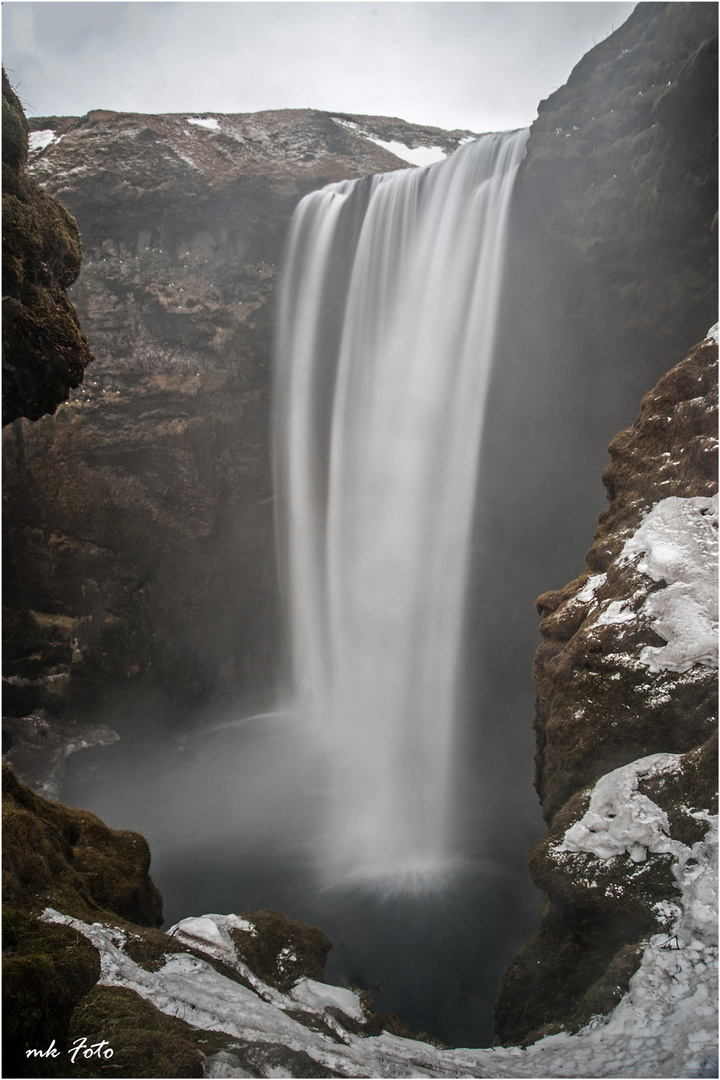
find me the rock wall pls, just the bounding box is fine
[517,1,717,362]
[2,111,474,729]
[2,70,94,425]
[476,0,717,642]
[494,330,718,1045]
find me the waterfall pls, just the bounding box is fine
[274,129,529,888]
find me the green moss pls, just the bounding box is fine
[66,987,207,1078]
[2,906,100,1078]
[493,897,649,1048]
[2,68,94,424]
[2,69,29,177]
[572,943,644,1030]
[228,908,332,992]
[2,763,163,927]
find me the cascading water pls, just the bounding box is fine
[274,129,529,888]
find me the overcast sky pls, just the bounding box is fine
[3,1,637,133]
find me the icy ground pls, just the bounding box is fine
[42,787,717,1080]
[620,493,718,672]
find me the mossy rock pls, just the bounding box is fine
[2,763,163,927]
[2,906,100,1077]
[493,899,649,1048]
[228,908,332,992]
[66,986,207,1077]
[2,68,94,424]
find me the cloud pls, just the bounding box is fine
[3,2,636,131]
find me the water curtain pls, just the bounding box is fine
[274,130,529,886]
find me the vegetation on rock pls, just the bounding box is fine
[228,908,332,992]
[494,334,718,1046]
[2,763,164,1074]
[2,70,93,425]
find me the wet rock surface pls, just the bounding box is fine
[494,331,718,1047]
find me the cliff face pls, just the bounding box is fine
[2,111,475,728]
[1,71,94,425]
[494,330,718,1046]
[517,1,717,363]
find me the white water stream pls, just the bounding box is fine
[274,130,529,887]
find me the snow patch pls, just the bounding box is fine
[333,117,449,167]
[706,323,719,345]
[39,883,718,1078]
[575,572,606,604]
[366,137,448,167]
[619,494,718,672]
[560,753,684,862]
[28,129,58,152]
[592,599,637,628]
[289,977,365,1022]
[186,116,220,130]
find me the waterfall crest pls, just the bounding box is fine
[274,130,529,887]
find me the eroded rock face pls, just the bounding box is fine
[2,110,475,733]
[534,334,717,821]
[1,70,94,426]
[494,332,718,1046]
[515,1,717,367]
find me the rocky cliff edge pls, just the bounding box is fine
[494,329,718,1049]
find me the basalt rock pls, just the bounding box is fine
[2,70,94,426]
[494,331,718,1046]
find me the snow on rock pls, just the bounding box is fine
[166,913,289,1006]
[333,117,448,166]
[289,977,365,1023]
[574,572,607,604]
[187,116,221,130]
[40,890,718,1078]
[674,816,718,947]
[592,598,637,628]
[364,137,448,167]
[559,752,685,862]
[619,493,718,672]
[167,914,247,966]
[28,129,58,153]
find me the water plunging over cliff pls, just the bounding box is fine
[274,130,529,888]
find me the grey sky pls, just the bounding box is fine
[3,1,637,132]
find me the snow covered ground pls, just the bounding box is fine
[43,799,717,1080]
